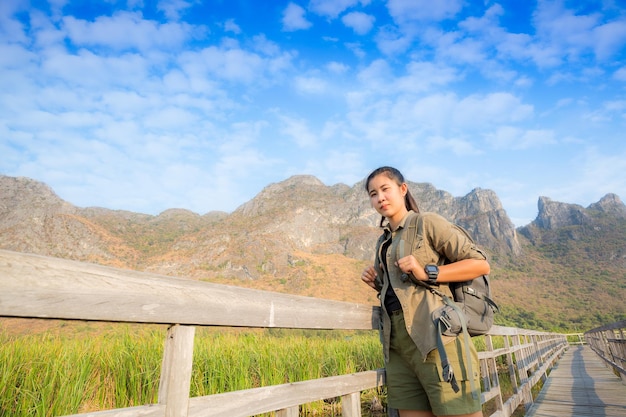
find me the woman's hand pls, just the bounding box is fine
[361,265,378,290]
[396,255,425,281]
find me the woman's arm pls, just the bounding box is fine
[438,258,490,283]
[396,257,489,283]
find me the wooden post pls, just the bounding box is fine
[504,335,518,394]
[276,406,299,417]
[159,324,196,417]
[513,334,533,412]
[533,335,547,385]
[341,392,361,417]
[485,334,504,413]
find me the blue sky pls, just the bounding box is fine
[1,0,626,227]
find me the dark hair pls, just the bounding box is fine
[365,166,419,226]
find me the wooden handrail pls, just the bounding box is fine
[0,249,377,330]
[585,320,626,384]
[0,250,569,417]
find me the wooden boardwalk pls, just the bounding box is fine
[526,345,626,417]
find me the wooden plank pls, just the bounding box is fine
[526,345,626,417]
[58,405,164,417]
[0,250,379,330]
[185,370,386,417]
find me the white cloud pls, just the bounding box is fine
[454,93,534,126]
[343,85,537,154]
[387,0,463,23]
[375,24,413,55]
[180,46,274,84]
[143,107,200,130]
[326,61,349,74]
[514,76,533,88]
[345,41,366,58]
[157,0,193,21]
[545,147,626,210]
[278,115,319,147]
[592,20,626,61]
[580,99,626,124]
[42,49,151,89]
[603,100,626,112]
[426,135,482,156]
[484,126,556,150]
[459,3,504,33]
[355,58,392,88]
[303,149,365,186]
[0,43,36,68]
[294,75,328,94]
[356,59,458,95]
[342,11,375,35]
[308,0,360,19]
[224,18,241,34]
[0,0,29,43]
[252,34,281,56]
[282,3,312,31]
[431,29,487,65]
[531,1,626,66]
[397,61,459,92]
[62,12,197,51]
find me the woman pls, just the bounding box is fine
[361,166,489,417]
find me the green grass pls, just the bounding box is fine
[0,325,384,417]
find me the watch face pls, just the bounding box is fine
[426,265,437,273]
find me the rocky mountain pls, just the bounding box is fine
[1,174,625,331]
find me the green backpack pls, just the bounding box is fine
[401,213,499,397]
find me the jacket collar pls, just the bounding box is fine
[382,210,416,235]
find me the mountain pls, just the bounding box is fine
[1,174,624,331]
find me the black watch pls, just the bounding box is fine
[424,264,439,285]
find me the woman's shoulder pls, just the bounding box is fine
[418,211,450,224]
[416,212,456,236]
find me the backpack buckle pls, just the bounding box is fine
[441,362,460,393]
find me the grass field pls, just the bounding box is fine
[0,322,384,416]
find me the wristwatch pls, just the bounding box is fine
[424,264,439,285]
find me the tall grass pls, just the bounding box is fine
[0,325,383,417]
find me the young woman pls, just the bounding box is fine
[361,166,489,417]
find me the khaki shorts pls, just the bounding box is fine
[386,311,481,415]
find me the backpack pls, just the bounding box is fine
[402,213,499,396]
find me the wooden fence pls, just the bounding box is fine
[0,250,569,417]
[585,320,626,384]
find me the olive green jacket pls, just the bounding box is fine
[373,211,487,362]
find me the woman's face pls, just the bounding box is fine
[367,173,407,221]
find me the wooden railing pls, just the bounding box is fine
[585,320,626,383]
[0,250,568,417]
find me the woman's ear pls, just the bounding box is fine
[400,182,408,196]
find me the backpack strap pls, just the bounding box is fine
[435,295,479,399]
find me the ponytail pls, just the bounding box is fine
[405,189,419,213]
